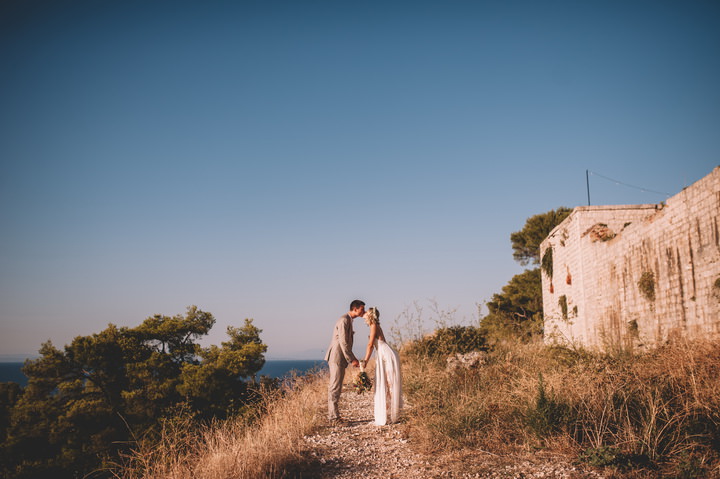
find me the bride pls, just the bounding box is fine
[361,307,403,425]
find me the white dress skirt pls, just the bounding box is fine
[374,338,403,425]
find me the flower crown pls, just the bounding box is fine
[364,307,380,326]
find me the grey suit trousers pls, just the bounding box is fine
[325,314,356,420]
[327,352,347,420]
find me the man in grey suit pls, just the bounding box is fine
[324,299,364,424]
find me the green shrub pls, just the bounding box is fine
[524,373,572,439]
[675,452,710,479]
[579,445,624,467]
[579,446,648,469]
[404,325,487,358]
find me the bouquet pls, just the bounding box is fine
[352,363,372,394]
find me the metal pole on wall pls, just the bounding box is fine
[586,169,591,206]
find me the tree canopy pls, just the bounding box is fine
[482,207,572,343]
[0,306,267,479]
[510,207,572,266]
[480,268,544,342]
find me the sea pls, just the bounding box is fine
[0,359,327,387]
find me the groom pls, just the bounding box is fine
[324,299,364,424]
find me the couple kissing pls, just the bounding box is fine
[324,299,403,426]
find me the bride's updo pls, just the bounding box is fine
[364,307,380,326]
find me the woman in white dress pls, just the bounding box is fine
[361,307,403,425]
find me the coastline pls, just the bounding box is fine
[0,359,327,387]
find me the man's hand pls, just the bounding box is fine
[351,359,360,368]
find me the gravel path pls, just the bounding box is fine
[301,380,606,479]
[303,384,429,478]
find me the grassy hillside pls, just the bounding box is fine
[402,335,720,478]
[117,336,720,478]
[117,372,327,478]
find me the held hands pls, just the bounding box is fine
[351,359,360,368]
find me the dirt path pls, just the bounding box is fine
[302,384,432,478]
[302,382,606,479]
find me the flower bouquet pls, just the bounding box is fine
[352,363,372,394]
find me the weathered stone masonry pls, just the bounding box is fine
[541,166,720,350]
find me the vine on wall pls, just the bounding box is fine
[558,295,568,320]
[541,247,553,279]
[638,271,656,302]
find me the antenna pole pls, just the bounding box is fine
[586,169,591,206]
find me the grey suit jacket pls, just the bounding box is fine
[324,314,357,365]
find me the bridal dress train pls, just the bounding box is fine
[374,338,403,426]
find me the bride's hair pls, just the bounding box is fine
[364,307,380,326]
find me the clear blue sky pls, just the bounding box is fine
[1,0,718,359]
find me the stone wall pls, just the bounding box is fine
[541,166,720,350]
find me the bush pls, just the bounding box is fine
[403,325,487,359]
[674,452,711,479]
[524,373,573,439]
[579,446,649,469]
[579,445,624,467]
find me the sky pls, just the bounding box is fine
[1,0,718,360]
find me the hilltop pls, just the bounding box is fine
[119,334,720,478]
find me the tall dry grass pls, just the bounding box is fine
[115,371,327,479]
[402,339,720,477]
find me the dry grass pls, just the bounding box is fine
[402,339,720,477]
[115,371,327,479]
[115,339,720,478]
